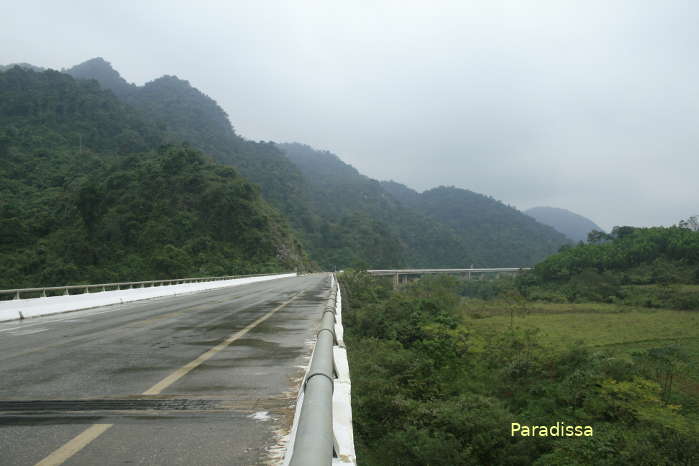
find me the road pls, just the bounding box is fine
[0,273,331,466]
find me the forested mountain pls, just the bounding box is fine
[526,206,603,242]
[0,66,307,288]
[0,63,45,72]
[65,57,136,98]
[0,57,574,278]
[63,59,454,268]
[381,181,570,266]
[280,143,471,268]
[65,58,317,236]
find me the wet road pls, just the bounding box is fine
[0,273,331,466]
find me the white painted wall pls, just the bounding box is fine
[0,273,296,323]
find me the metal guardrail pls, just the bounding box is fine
[0,273,283,300]
[289,277,338,466]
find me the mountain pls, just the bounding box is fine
[0,66,307,288]
[279,143,569,267]
[0,63,45,72]
[64,57,136,98]
[64,58,317,235]
[525,206,603,243]
[381,181,570,266]
[61,57,570,269]
[279,143,475,268]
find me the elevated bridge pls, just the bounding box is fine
[367,267,531,287]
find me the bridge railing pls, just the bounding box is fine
[286,273,355,466]
[0,273,283,301]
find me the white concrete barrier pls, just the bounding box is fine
[0,273,296,323]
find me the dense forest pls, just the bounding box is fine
[340,225,699,465]
[282,143,569,268]
[0,67,307,288]
[522,224,699,309]
[66,58,321,245]
[381,180,569,266]
[64,58,570,271]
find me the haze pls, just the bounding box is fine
[2,0,698,231]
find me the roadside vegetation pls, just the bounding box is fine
[340,225,699,465]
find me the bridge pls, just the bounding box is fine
[367,267,531,287]
[0,273,354,466]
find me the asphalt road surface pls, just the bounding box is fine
[0,273,332,466]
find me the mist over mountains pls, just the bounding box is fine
[525,206,603,243]
[0,57,571,285]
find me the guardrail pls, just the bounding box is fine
[289,281,337,466]
[0,273,283,300]
[287,274,355,466]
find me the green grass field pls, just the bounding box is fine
[462,300,699,414]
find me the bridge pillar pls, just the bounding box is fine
[393,273,399,289]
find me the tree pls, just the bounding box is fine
[679,216,699,232]
[587,229,612,244]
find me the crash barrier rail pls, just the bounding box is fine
[289,279,337,466]
[288,274,355,465]
[0,273,288,301]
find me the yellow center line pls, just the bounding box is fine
[33,291,303,466]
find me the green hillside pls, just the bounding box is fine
[521,224,699,308]
[65,58,318,238]
[0,66,307,288]
[61,57,574,270]
[280,143,474,268]
[381,181,570,266]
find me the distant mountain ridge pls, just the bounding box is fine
[280,143,569,267]
[0,63,45,72]
[525,206,603,243]
[381,181,570,266]
[60,57,569,268]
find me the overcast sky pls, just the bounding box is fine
[2,1,698,230]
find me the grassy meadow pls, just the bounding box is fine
[462,299,699,415]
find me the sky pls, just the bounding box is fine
[2,0,698,231]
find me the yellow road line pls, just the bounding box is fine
[34,424,113,466]
[33,291,303,466]
[143,292,300,395]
